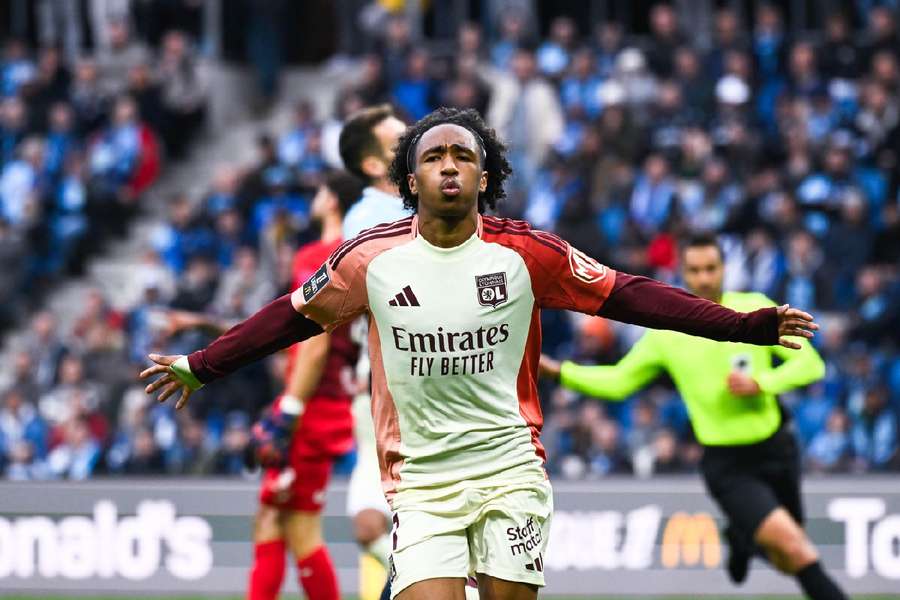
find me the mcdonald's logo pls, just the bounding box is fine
[660,511,722,569]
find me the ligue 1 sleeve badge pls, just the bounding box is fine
[476,272,508,308]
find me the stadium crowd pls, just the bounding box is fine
[1,2,898,480]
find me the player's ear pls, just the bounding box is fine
[361,155,387,179]
[479,170,487,193]
[407,173,418,195]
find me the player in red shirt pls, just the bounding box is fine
[248,170,365,600]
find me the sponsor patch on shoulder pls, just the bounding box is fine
[302,264,330,302]
[568,246,608,284]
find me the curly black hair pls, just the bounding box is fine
[389,107,513,213]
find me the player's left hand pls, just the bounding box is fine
[727,372,761,396]
[140,353,195,410]
[775,304,818,349]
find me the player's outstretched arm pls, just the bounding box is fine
[598,273,818,349]
[538,332,663,400]
[140,293,325,408]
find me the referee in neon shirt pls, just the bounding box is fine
[541,233,848,600]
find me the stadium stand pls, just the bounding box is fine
[0,1,897,480]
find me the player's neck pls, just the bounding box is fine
[417,212,478,248]
[320,214,342,243]
[372,178,400,197]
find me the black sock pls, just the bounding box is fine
[796,561,848,600]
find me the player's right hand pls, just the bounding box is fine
[140,353,195,410]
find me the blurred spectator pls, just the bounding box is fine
[213,246,275,319]
[807,407,852,472]
[851,386,898,470]
[122,426,167,474]
[69,58,107,134]
[392,49,436,121]
[0,388,49,468]
[645,3,686,78]
[0,96,29,164]
[156,30,207,158]
[46,416,101,479]
[537,17,577,79]
[821,12,862,80]
[96,19,150,98]
[208,411,251,475]
[0,135,43,230]
[492,46,563,210]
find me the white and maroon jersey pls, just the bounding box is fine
[296,214,617,508]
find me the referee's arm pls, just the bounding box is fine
[755,335,826,394]
[557,333,663,401]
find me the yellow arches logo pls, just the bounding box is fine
[660,512,722,568]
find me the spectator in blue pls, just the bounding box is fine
[0,388,49,467]
[203,165,241,219]
[46,417,101,480]
[44,102,78,182]
[680,157,743,232]
[592,22,624,79]
[851,385,899,470]
[825,191,873,308]
[0,137,45,231]
[752,4,787,84]
[798,139,880,233]
[491,13,529,70]
[852,265,900,346]
[152,195,215,274]
[125,275,171,366]
[88,95,141,190]
[776,229,831,310]
[208,411,251,475]
[250,165,309,239]
[211,208,248,269]
[392,48,436,121]
[277,100,318,171]
[807,407,852,472]
[629,152,676,236]
[537,16,577,79]
[560,48,605,120]
[0,97,28,166]
[49,152,88,274]
[1,39,36,98]
[294,129,328,190]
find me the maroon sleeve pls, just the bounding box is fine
[187,294,324,384]
[598,273,779,345]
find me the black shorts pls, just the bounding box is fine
[700,418,803,543]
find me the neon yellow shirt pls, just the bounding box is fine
[560,292,825,446]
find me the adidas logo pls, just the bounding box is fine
[388,285,420,307]
[524,553,545,572]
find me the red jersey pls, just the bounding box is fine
[284,238,358,458]
[287,239,359,400]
